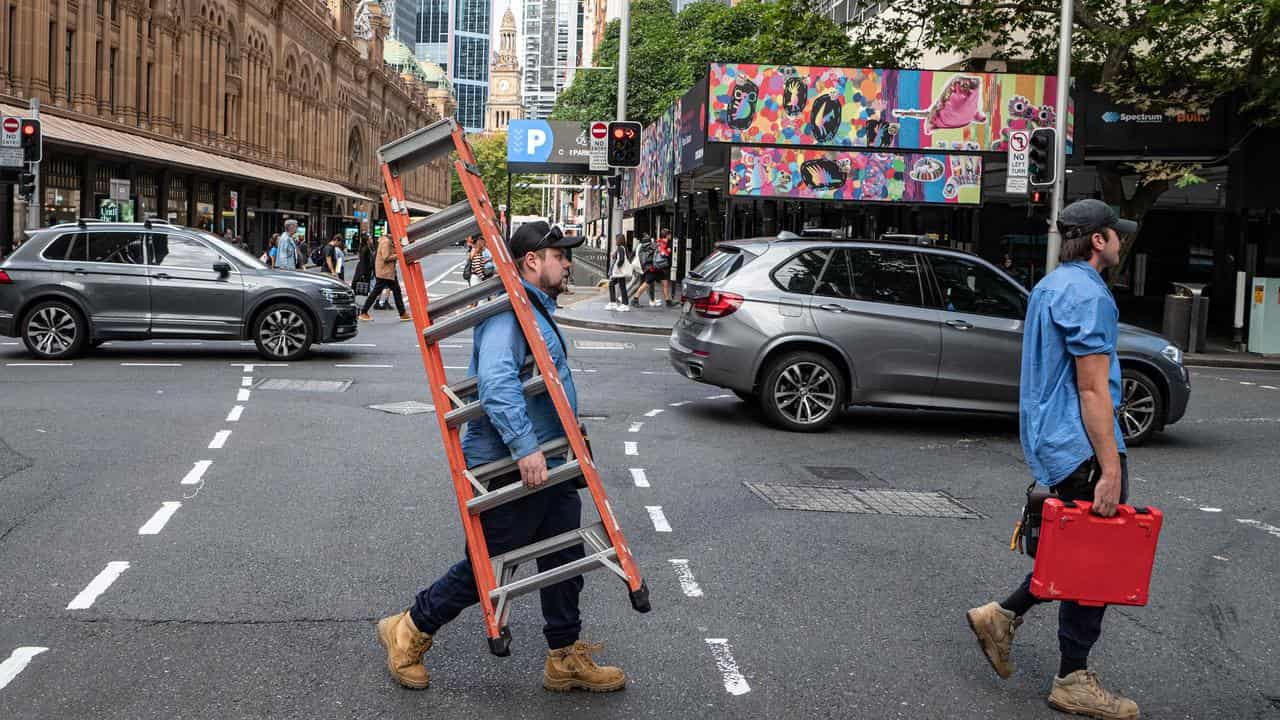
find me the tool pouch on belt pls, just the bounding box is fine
[1011,482,1054,557]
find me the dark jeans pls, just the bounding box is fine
[361,277,404,314]
[410,470,585,649]
[608,278,628,304]
[1013,455,1130,660]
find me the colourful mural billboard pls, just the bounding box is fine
[708,63,1071,153]
[623,103,678,210]
[728,146,982,205]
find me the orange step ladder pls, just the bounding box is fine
[377,119,650,655]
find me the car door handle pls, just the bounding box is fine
[72,268,88,275]
[153,272,171,280]
[818,303,848,313]
[945,319,973,330]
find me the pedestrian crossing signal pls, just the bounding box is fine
[607,121,642,168]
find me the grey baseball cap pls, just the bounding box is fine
[1058,198,1138,236]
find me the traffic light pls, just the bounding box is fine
[1027,127,1056,187]
[606,173,622,199]
[606,121,641,168]
[17,171,36,201]
[20,118,41,163]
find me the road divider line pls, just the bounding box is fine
[67,561,130,610]
[226,405,244,422]
[335,363,393,368]
[669,559,704,597]
[1237,518,1280,539]
[181,461,212,485]
[138,502,182,535]
[237,389,251,402]
[706,394,734,400]
[0,647,49,690]
[704,639,750,695]
[241,376,253,387]
[209,431,231,449]
[1263,385,1278,390]
[629,422,643,433]
[5,362,73,367]
[1240,381,1256,386]
[120,362,183,367]
[644,409,663,417]
[1199,507,1222,513]
[630,468,649,488]
[625,441,638,456]
[344,343,378,347]
[669,401,691,407]
[645,506,671,532]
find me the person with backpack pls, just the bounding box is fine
[654,229,676,307]
[628,234,664,307]
[605,234,633,312]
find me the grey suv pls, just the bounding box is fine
[669,238,1190,445]
[0,220,357,361]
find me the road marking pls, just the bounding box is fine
[335,363,393,368]
[343,343,378,347]
[1263,385,1278,390]
[669,401,691,407]
[1237,518,1280,539]
[630,468,650,488]
[0,647,48,690]
[237,389,251,402]
[138,502,182,535]
[653,348,668,352]
[439,344,465,349]
[439,280,467,286]
[120,362,183,367]
[444,365,468,370]
[629,422,643,433]
[706,394,734,400]
[209,430,231,449]
[1240,381,1256,386]
[0,341,18,345]
[241,376,253,387]
[644,409,664,417]
[1199,507,1222,513]
[67,561,130,610]
[640,371,675,375]
[226,405,244,422]
[669,559,704,597]
[229,363,288,371]
[181,460,212,485]
[704,639,750,695]
[5,362,72,367]
[426,262,465,289]
[625,441,638,455]
[645,506,672,532]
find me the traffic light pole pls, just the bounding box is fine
[1044,0,1072,274]
[20,97,41,231]
[608,0,630,251]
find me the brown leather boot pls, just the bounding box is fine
[376,610,432,689]
[966,601,1023,679]
[543,640,626,692]
[1048,670,1140,719]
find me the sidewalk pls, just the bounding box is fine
[557,288,1280,369]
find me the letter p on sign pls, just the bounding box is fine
[527,129,548,155]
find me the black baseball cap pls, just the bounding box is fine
[1058,198,1138,237]
[508,221,585,259]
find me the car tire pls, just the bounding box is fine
[21,300,88,360]
[253,302,314,361]
[733,389,756,403]
[1119,368,1163,446]
[759,351,845,432]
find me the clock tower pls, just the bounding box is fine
[485,8,525,133]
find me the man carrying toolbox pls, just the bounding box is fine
[376,220,627,694]
[967,199,1141,720]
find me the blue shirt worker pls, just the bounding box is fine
[967,199,1142,720]
[377,221,627,694]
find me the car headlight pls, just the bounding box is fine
[1161,344,1182,365]
[320,288,353,304]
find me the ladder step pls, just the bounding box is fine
[447,357,535,401]
[489,522,614,598]
[403,215,482,265]
[378,119,458,175]
[468,435,571,486]
[490,549,617,604]
[446,373,547,428]
[428,276,506,319]
[467,459,584,514]
[405,199,474,238]
[423,294,512,345]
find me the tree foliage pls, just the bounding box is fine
[450,132,541,215]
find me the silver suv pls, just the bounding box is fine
[0,220,357,361]
[669,238,1190,445]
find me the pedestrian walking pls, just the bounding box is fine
[275,221,300,270]
[376,220,626,693]
[628,234,659,307]
[605,234,633,312]
[966,199,1141,720]
[262,233,279,266]
[294,232,307,270]
[654,229,676,307]
[324,234,346,282]
[358,229,410,321]
[352,232,374,297]
[463,234,495,288]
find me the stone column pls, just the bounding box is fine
[216,35,226,141]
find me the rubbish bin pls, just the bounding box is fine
[1162,282,1209,353]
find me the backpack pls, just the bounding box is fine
[309,245,324,267]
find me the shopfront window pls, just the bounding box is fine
[42,159,81,226]
[167,176,189,225]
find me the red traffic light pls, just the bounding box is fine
[22,124,35,135]
[613,128,624,138]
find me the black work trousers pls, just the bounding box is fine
[361,277,405,314]
[608,278,629,304]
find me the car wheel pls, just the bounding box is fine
[1119,368,1164,446]
[253,303,314,361]
[733,389,756,403]
[759,351,845,432]
[22,300,87,360]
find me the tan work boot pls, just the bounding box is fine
[966,601,1022,679]
[376,610,432,689]
[399,313,412,321]
[358,313,373,321]
[1048,669,1140,719]
[543,640,627,692]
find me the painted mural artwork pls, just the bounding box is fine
[708,63,1071,152]
[623,104,678,211]
[728,146,982,205]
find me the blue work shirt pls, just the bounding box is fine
[461,281,576,467]
[1019,261,1126,486]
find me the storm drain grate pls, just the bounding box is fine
[745,483,981,519]
[256,378,352,393]
[368,401,436,415]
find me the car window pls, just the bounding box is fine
[929,255,1026,318]
[689,246,758,283]
[146,233,222,269]
[771,249,830,295]
[41,234,76,260]
[848,248,924,306]
[85,233,145,264]
[814,249,855,299]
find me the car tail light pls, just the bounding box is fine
[692,291,744,319]
[0,270,11,284]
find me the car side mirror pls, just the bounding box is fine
[213,261,232,277]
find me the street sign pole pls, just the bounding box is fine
[1044,0,1072,274]
[26,97,40,230]
[608,0,630,252]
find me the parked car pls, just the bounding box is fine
[0,220,357,361]
[669,238,1190,445]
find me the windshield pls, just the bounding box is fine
[194,230,267,269]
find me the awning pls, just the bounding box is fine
[2,103,366,201]
[404,199,444,215]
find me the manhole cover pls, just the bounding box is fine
[369,401,436,415]
[256,378,352,393]
[745,483,980,519]
[803,466,879,485]
[572,340,635,350]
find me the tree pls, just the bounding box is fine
[450,132,542,215]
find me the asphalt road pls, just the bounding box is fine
[2,262,1278,719]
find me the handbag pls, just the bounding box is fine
[354,279,370,295]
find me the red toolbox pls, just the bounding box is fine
[1030,499,1163,607]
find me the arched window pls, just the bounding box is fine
[348,127,364,186]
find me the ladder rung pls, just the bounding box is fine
[423,295,512,345]
[491,549,617,603]
[467,460,583,514]
[446,373,547,428]
[379,119,458,175]
[428,276,506,319]
[468,435,571,486]
[403,215,482,265]
[447,357,534,401]
[491,520,607,573]
[405,199,474,240]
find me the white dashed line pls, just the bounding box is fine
[628,422,643,433]
[439,344,465,349]
[630,468,650,488]
[120,362,183,367]
[209,431,231,449]
[1263,385,1278,390]
[67,561,130,610]
[644,409,664,417]
[653,348,668,352]
[138,502,182,535]
[181,461,212,485]
[237,389,251,402]
[241,376,253,387]
[645,506,672,532]
[444,365,469,370]
[1237,519,1280,538]
[0,647,48,690]
[1213,555,1230,562]
[1240,381,1256,386]
[669,559,704,597]
[226,405,244,422]
[706,394,734,400]
[229,363,288,371]
[625,441,638,455]
[0,341,18,345]
[669,401,691,407]
[704,639,750,695]
[1199,507,1222,513]
[343,343,378,347]
[335,363,393,368]
[5,362,73,367]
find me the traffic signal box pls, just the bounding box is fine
[606,121,641,168]
[20,119,41,163]
[1028,127,1056,187]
